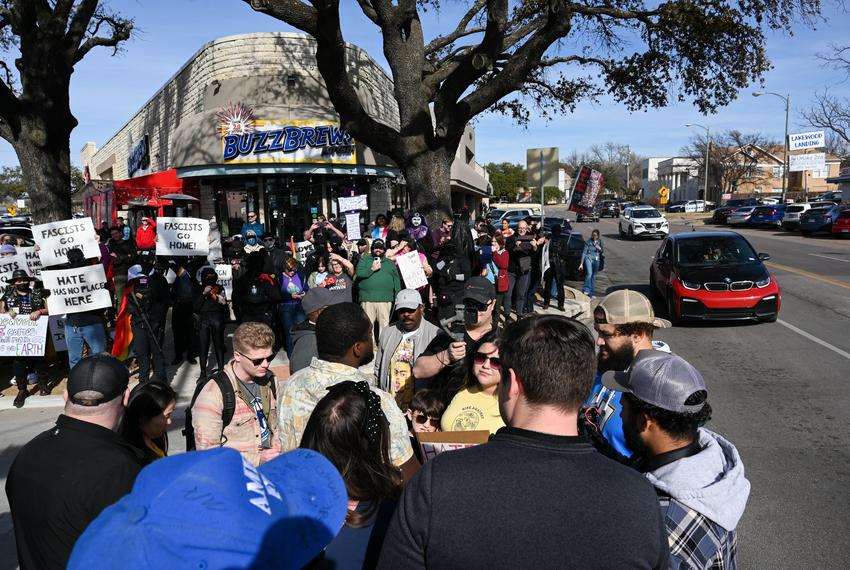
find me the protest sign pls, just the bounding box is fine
[568,165,604,215]
[156,217,210,256]
[541,241,550,281]
[345,212,362,241]
[293,241,315,264]
[0,254,25,291]
[32,218,99,267]
[16,246,42,279]
[214,264,234,299]
[396,251,428,290]
[338,194,368,212]
[42,265,112,315]
[48,314,67,352]
[0,315,49,357]
[415,431,490,463]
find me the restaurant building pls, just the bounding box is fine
[80,32,491,239]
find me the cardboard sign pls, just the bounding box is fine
[156,217,210,256]
[396,251,428,290]
[338,194,368,212]
[42,265,112,315]
[0,315,49,357]
[345,212,362,241]
[293,240,315,264]
[49,314,67,351]
[32,218,99,268]
[16,246,42,279]
[415,431,490,463]
[0,254,26,291]
[214,264,234,299]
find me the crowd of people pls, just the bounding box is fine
[4,209,751,570]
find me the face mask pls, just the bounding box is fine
[15,283,30,293]
[411,215,422,227]
[247,238,257,245]
[264,240,274,248]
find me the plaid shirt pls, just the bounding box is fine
[278,358,414,466]
[659,494,738,570]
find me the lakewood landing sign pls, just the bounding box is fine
[789,130,825,151]
[222,120,356,165]
[156,218,210,257]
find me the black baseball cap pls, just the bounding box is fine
[67,354,130,406]
[464,277,495,304]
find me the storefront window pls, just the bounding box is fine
[214,177,259,238]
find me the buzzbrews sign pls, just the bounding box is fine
[222,121,355,164]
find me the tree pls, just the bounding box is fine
[0,164,23,197]
[242,0,819,223]
[802,45,850,166]
[561,143,642,197]
[486,162,526,198]
[681,130,778,197]
[0,1,132,223]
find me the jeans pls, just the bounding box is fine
[543,268,565,308]
[279,302,307,356]
[514,272,532,314]
[524,269,540,313]
[501,273,516,319]
[65,322,107,370]
[582,256,600,297]
[197,313,226,376]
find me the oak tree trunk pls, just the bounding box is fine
[14,114,74,223]
[401,147,454,226]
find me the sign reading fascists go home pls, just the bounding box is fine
[32,218,100,268]
[156,217,210,257]
[41,265,112,315]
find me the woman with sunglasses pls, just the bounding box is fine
[119,382,177,465]
[440,331,505,434]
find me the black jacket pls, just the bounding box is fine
[127,273,170,326]
[107,239,135,274]
[378,427,669,569]
[5,415,144,570]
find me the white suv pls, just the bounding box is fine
[619,206,669,239]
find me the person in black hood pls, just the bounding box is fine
[193,266,229,379]
[170,258,197,366]
[63,247,108,371]
[127,260,170,384]
[232,250,281,327]
[431,219,474,320]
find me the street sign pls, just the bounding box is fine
[789,152,826,172]
[789,130,825,151]
[7,206,16,216]
[658,186,669,197]
[526,147,560,189]
[660,196,669,205]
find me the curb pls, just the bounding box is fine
[0,394,65,411]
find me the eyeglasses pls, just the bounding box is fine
[237,351,275,366]
[473,352,502,370]
[412,413,441,427]
[248,214,256,219]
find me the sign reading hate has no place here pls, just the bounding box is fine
[0,315,49,357]
[42,265,112,315]
[156,217,210,257]
[32,218,100,268]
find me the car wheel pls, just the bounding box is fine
[666,289,680,325]
[619,224,625,238]
[628,226,634,240]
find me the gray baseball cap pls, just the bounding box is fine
[601,349,707,413]
[302,287,335,315]
[394,289,422,312]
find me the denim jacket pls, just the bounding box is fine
[582,238,603,261]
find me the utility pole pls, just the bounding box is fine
[686,123,710,205]
[753,91,791,203]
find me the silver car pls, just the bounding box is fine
[727,206,756,226]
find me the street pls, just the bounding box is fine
[1,210,850,568]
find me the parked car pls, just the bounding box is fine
[619,206,669,240]
[0,225,34,245]
[505,215,570,235]
[831,208,850,237]
[724,198,759,209]
[489,208,535,224]
[649,232,780,324]
[727,206,757,226]
[576,205,600,223]
[757,197,780,205]
[748,204,787,228]
[819,191,843,203]
[619,201,635,212]
[800,205,845,236]
[712,206,737,225]
[599,200,620,218]
[781,201,836,231]
[665,200,688,213]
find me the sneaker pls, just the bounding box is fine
[10,377,17,386]
[26,373,38,385]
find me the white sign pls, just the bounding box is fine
[42,265,112,315]
[49,314,67,352]
[396,251,428,290]
[214,264,234,299]
[156,217,210,257]
[32,218,99,268]
[345,212,362,241]
[17,247,42,279]
[294,241,315,264]
[789,153,826,172]
[338,194,368,212]
[0,315,49,357]
[541,241,550,281]
[789,130,825,151]
[0,254,26,291]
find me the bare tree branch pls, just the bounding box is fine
[240,0,318,35]
[801,90,850,146]
[539,55,612,72]
[354,0,380,26]
[72,13,132,63]
[424,0,487,54]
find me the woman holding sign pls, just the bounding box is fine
[1,270,49,408]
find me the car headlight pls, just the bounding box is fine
[680,278,701,290]
[634,222,644,227]
[756,276,771,288]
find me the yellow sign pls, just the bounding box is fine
[660,196,669,205]
[658,186,670,197]
[7,206,16,216]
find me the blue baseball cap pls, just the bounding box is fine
[68,448,347,569]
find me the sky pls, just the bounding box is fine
[1,0,849,170]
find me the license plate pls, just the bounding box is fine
[842,229,849,233]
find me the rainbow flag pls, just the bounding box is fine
[112,285,134,360]
[289,236,296,257]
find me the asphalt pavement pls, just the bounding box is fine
[1,209,849,568]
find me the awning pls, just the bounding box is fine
[175,163,401,179]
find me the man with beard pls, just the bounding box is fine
[375,289,444,409]
[278,302,419,482]
[582,289,670,460]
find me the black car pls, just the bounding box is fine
[576,206,600,223]
[665,200,688,213]
[552,231,586,279]
[599,200,619,218]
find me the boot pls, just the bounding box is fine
[37,373,51,396]
[13,388,28,408]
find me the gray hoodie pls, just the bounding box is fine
[645,428,750,532]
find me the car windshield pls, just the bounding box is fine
[490,209,506,219]
[632,209,662,218]
[806,208,831,216]
[732,207,755,214]
[751,206,774,215]
[676,235,758,267]
[786,205,805,213]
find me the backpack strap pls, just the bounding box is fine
[214,369,237,429]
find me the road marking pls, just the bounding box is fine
[777,319,850,361]
[810,253,850,264]
[765,261,850,292]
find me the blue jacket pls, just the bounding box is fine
[582,238,603,261]
[240,221,265,237]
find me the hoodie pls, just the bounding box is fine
[645,428,750,569]
[288,320,317,375]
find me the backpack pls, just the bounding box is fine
[183,370,236,451]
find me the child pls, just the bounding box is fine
[406,389,445,463]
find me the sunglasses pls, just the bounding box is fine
[465,300,489,312]
[473,352,502,370]
[237,351,276,366]
[412,413,441,427]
